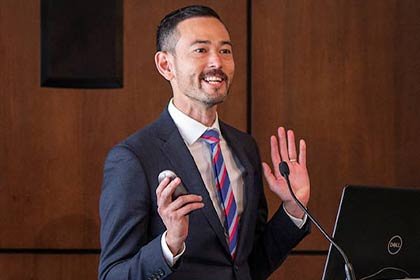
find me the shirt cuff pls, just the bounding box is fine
[283,204,308,229]
[161,231,186,267]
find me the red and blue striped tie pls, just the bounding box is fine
[201,129,239,259]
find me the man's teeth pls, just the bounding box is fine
[204,76,223,83]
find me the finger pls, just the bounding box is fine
[287,130,298,162]
[158,177,181,204]
[176,201,205,217]
[269,136,281,178]
[298,139,307,167]
[156,177,171,201]
[169,195,204,216]
[278,127,289,162]
[262,162,276,184]
[170,194,203,210]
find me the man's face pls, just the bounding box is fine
[169,17,235,108]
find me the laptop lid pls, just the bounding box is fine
[322,185,420,280]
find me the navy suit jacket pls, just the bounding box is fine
[99,109,310,280]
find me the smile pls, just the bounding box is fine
[203,76,224,84]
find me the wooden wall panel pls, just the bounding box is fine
[252,0,420,252]
[394,2,420,186]
[0,254,98,280]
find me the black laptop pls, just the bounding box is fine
[322,185,420,280]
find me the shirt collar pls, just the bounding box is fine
[168,99,221,145]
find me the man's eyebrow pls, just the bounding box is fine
[221,40,233,47]
[190,40,211,46]
[190,40,233,47]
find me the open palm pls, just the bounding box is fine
[262,127,310,219]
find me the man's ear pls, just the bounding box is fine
[155,51,174,81]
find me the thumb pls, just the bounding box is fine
[262,162,276,187]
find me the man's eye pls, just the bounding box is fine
[194,48,206,53]
[220,49,232,54]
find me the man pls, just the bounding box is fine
[99,5,310,280]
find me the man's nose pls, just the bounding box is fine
[208,52,222,68]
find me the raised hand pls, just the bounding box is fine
[262,127,310,219]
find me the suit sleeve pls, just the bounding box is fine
[98,145,173,280]
[248,142,311,280]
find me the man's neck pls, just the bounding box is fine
[172,99,217,127]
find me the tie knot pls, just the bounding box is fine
[201,129,220,145]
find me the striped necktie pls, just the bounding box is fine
[201,129,239,259]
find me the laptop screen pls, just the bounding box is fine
[322,185,420,280]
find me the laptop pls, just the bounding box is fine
[322,185,420,280]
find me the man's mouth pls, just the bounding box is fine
[200,70,228,85]
[203,76,224,84]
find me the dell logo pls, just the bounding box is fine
[387,235,403,255]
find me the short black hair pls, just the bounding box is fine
[156,5,222,52]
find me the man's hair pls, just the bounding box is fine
[156,5,222,52]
